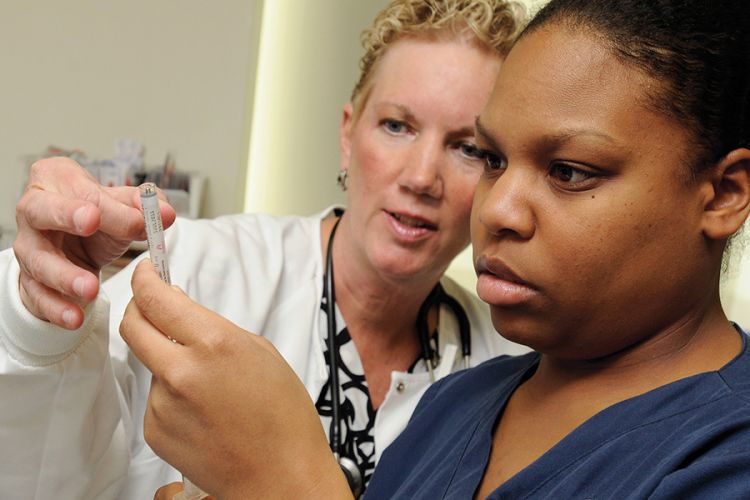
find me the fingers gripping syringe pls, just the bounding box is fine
[139,183,208,500]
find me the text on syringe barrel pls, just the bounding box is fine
[139,183,171,284]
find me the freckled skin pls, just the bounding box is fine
[471,26,713,359]
[339,38,501,285]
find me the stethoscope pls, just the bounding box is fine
[323,215,471,496]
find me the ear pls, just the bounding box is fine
[339,103,354,172]
[701,148,750,240]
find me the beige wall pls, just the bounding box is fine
[0,0,263,233]
[244,0,389,215]
[722,240,750,327]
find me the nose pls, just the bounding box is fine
[474,165,536,240]
[398,135,443,198]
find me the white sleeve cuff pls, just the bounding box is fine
[0,249,105,367]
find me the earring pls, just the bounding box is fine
[337,169,348,191]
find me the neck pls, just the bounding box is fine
[527,298,740,412]
[321,215,444,408]
[320,216,440,348]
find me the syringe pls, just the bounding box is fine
[139,183,208,500]
[139,183,171,284]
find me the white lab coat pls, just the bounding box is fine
[0,208,527,500]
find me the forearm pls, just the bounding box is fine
[298,458,355,500]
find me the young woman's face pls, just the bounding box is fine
[471,25,714,359]
[340,38,501,282]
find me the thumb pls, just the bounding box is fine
[153,482,183,500]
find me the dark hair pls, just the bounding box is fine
[521,0,750,176]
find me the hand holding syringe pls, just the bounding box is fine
[140,183,209,500]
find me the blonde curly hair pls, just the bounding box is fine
[351,0,527,114]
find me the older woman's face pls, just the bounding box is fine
[340,38,501,281]
[471,26,712,359]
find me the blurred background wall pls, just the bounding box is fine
[244,0,388,215]
[0,0,262,232]
[1,0,747,327]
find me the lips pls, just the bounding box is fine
[475,255,537,306]
[386,210,437,230]
[475,256,531,286]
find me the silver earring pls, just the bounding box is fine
[337,169,348,191]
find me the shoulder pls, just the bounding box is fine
[413,353,538,426]
[640,332,750,498]
[653,410,750,498]
[717,327,750,403]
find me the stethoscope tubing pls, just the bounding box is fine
[325,218,343,460]
[322,214,471,495]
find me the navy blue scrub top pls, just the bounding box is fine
[366,326,750,499]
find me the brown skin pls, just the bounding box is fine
[470,25,750,497]
[121,261,352,500]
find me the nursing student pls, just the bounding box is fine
[0,1,528,499]
[123,0,750,498]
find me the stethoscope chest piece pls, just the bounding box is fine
[339,455,363,498]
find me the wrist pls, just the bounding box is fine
[223,443,353,500]
[2,254,102,366]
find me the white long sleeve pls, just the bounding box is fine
[0,250,134,500]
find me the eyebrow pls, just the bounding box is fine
[475,116,622,151]
[377,101,476,139]
[377,102,418,124]
[475,117,501,151]
[546,129,619,146]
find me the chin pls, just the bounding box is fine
[372,249,440,280]
[490,311,559,353]
[381,262,429,282]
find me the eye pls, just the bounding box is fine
[549,162,597,188]
[381,119,408,135]
[481,150,507,174]
[458,142,484,160]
